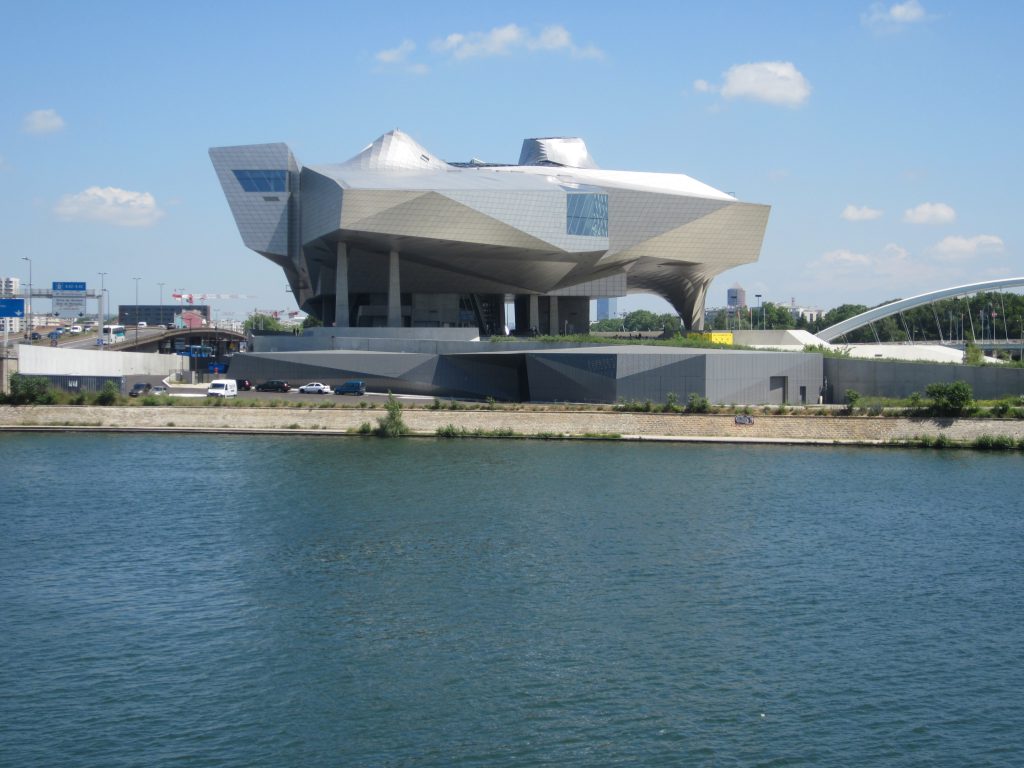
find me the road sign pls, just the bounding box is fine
[53,281,87,317]
[0,298,26,318]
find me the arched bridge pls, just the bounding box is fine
[816,277,1024,342]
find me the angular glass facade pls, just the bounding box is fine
[566,193,608,237]
[233,169,287,193]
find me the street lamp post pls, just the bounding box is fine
[21,257,32,338]
[755,294,762,333]
[133,277,141,343]
[158,282,165,326]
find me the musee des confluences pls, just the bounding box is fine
[210,131,769,332]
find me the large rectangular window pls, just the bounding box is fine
[566,193,608,237]
[233,169,287,193]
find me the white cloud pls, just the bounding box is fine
[54,186,164,228]
[23,108,65,134]
[374,40,429,75]
[864,0,927,26]
[841,204,883,221]
[718,61,811,107]
[692,79,713,93]
[821,248,873,267]
[813,242,932,281]
[376,40,415,64]
[432,24,602,60]
[903,201,956,224]
[933,234,1004,260]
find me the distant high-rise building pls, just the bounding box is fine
[727,285,746,310]
[1,276,22,333]
[595,297,618,321]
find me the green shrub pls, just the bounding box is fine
[663,392,681,413]
[375,392,409,437]
[926,381,974,416]
[964,343,985,365]
[973,434,1015,451]
[932,434,953,449]
[355,421,374,434]
[436,423,466,438]
[687,393,711,413]
[990,400,1012,418]
[4,374,57,405]
[94,380,121,406]
[843,389,861,414]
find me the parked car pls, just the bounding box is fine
[129,382,152,397]
[30,332,42,340]
[151,385,171,396]
[334,380,367,396]
[235,379,253,391]
[297,382,331,394]
[137,321,147,329]
[255,380,290,392]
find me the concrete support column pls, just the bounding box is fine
[387,249,401,328]
[549,296,559,335]
[529,295,539,334]
[334,242,349,327]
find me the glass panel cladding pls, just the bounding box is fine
[232,169,287,193]
[566,193,608,237]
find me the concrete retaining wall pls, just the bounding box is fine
[19,346,180,377]
[825,357,1024,401]
[3,405,1022,444]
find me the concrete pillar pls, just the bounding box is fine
[334,242,349,327]
[549,296,559,335]
[529,295,539,334]
[387,249,401,327]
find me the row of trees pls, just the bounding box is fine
[589,291,1024,341]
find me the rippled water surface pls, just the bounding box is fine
[2,434,1023,766]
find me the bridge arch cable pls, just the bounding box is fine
[814,277,1024,343]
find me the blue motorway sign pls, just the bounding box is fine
[53,281,87,291]
[0,298,26,318]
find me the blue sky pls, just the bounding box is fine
[2,0,1021,321]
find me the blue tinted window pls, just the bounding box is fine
[233,170,287,193]
[566,193,608,237]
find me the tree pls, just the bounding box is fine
[244,313,285,332]
[302,315,323,329]
[4,375,56,405]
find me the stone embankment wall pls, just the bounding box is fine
[2,405,1024,444]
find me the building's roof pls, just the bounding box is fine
[304,129,735,200]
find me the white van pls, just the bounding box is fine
[206,379,238,398]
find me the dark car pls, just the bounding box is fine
[129,382,153,398]
[30,332,42,340]
[255,380,290,392]
[235,379,253,391]
[334,380,366,396]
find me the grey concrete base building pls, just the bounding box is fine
[210,131,770,333]
[230,334,823,405]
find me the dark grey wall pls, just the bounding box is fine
[706,352,823,405]
[824,358,1024,401]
